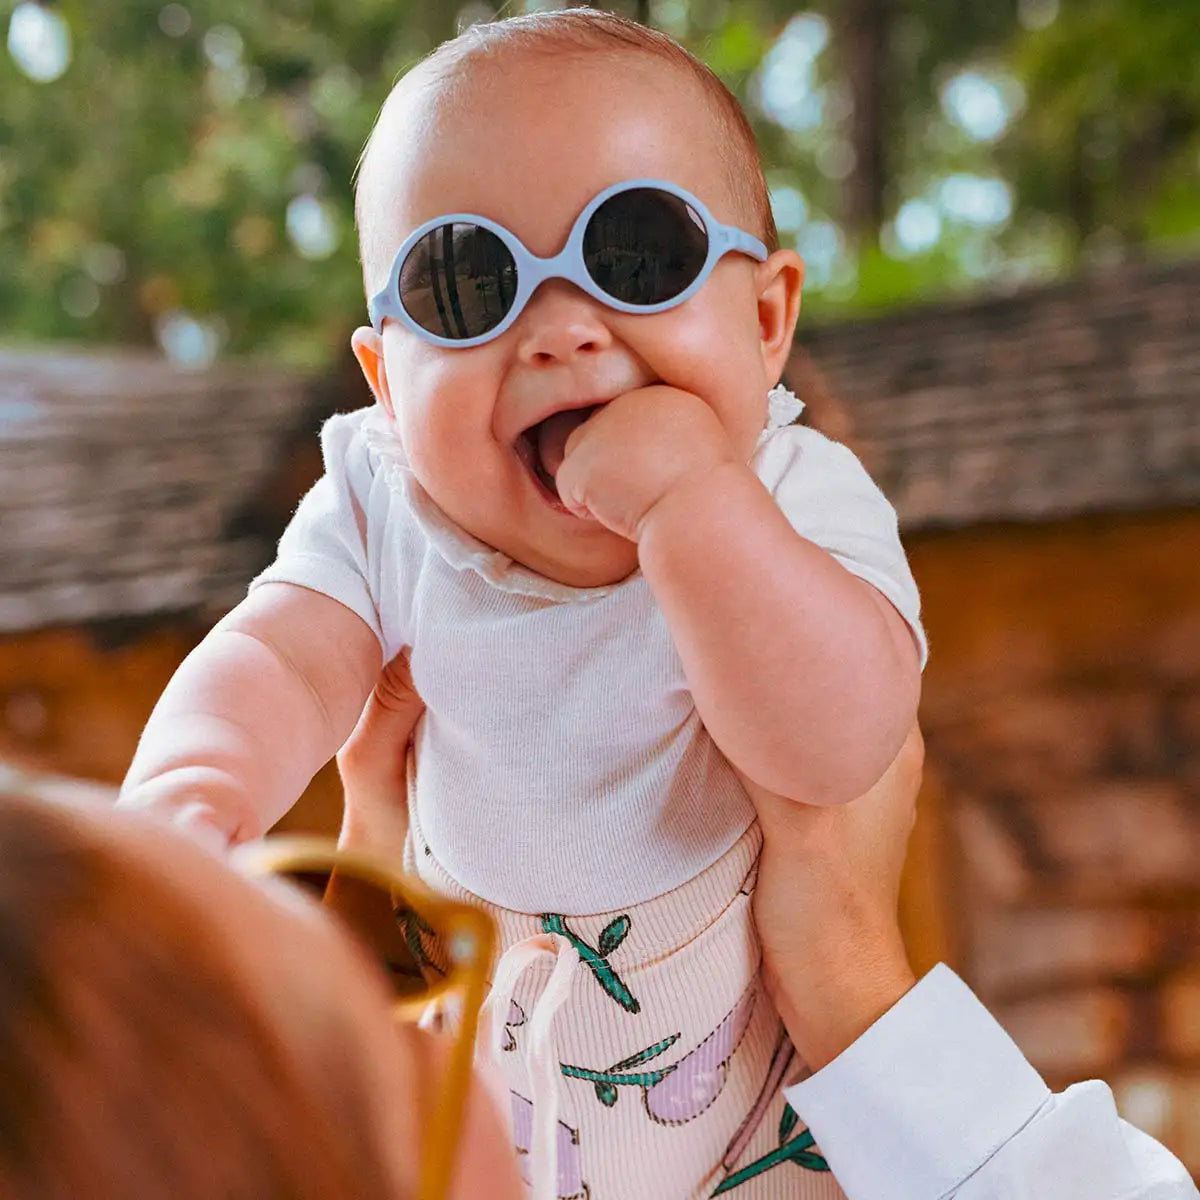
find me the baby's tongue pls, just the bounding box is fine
[536,407,593,480]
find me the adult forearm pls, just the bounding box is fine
[772,931,916,1073]
[743,754,921,1072]
[637,462,920,802]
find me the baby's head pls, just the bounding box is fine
[351,9,804,588]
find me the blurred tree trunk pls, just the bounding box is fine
[1065,124,1095,258]
[835,0,893,246]
[1118,103,1197,249]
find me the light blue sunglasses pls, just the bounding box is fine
[368,178,768,348]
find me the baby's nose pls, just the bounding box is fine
[513,281,613,365]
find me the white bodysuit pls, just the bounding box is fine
[250,386,926,914]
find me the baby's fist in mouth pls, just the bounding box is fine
[555,384,738,540]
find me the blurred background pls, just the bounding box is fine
[1,0,1198,1177]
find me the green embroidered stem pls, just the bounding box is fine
[711,1130,829,1194]
[608,1033,680,1072]
[541,913,640,1013]
[561,1032,681,1109]
[560,1062,676,1088]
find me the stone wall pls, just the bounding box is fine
[794,256,1200,531]
[0,345,321,632]
[908,509,1200,1174]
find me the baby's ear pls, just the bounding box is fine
[350,326,395,420]
[754,249,805,385]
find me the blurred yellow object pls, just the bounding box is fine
[233,836,495,1200]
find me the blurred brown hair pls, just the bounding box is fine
[0,794,405,1200]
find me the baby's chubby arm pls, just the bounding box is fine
[556,385,920,805]
[118,581,382,846]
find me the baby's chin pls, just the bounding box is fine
[499,521,640,590]
[409,460,639,588]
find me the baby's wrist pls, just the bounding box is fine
[170,799,234,855]
[118,767,252,849]
[634,458,754,544]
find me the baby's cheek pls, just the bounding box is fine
[397,379,468,457]
[663,311,764,391]
[692,373,769,460]
[395,408,465,505]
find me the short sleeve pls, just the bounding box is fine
[754,425,928,668]
[249,410,386,652]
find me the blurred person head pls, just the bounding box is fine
[0,792,521,1200]
[351,7,805,590]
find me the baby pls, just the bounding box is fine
[120,10,924,1199]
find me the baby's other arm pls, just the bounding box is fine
[555,384,921,805]
[118,581,382,847]
[638,464,920,804]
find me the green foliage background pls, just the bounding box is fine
[1,0,1197,367]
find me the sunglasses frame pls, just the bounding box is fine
[232,835,495,1200]
[368,177,769,347]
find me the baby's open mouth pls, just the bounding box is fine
[515,404,604,501]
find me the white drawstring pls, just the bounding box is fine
[478,933,580,1200]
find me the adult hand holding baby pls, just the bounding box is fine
[738,724,923,1072]
[336,649,425,857]
[554,384,741,539]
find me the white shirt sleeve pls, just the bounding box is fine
[783,964,1198,1200]
[753,424,928,667]
[248,409,386,652]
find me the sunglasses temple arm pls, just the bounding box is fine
[714,225,770,263]
[417,935,493,1200]
[367,291,389,332]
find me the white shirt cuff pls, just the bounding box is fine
[783,963,1051,1200]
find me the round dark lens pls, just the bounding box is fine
[583,188,708,306]
[399,222,517,340]
[280,868,435,998]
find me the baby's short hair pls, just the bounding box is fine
[355,7,777,298]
